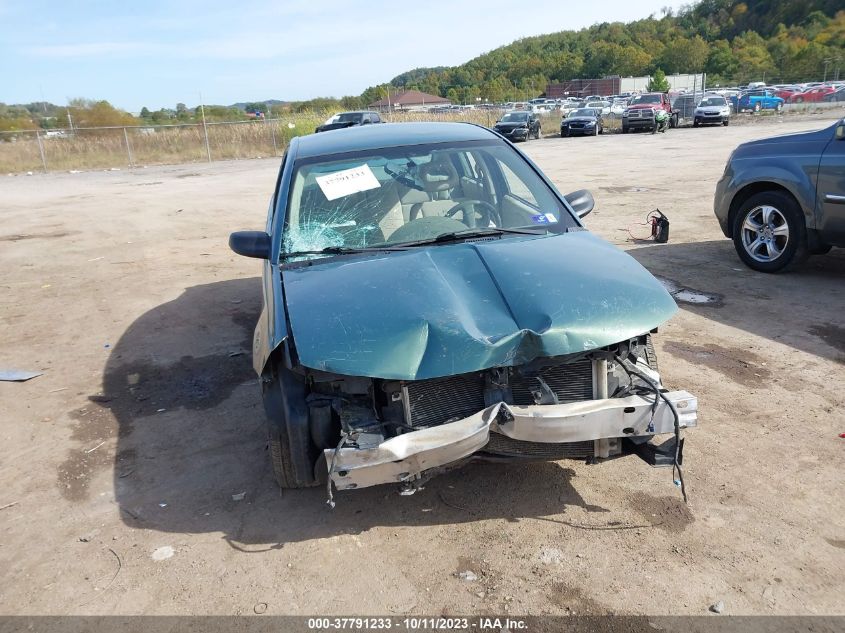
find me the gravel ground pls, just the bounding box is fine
[0,111,843,617]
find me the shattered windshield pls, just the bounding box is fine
[282,140,575,259]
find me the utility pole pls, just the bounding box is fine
[823,58,832,82]
[199,92,212,162]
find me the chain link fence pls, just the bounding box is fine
[1,102,840,174]
[0,110,510,174]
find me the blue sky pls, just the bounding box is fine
[1,0,684,112]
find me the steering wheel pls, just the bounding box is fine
[444,200,498,228]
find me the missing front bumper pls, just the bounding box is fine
[325,391,697,490]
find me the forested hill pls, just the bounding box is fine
[357,0,844,105]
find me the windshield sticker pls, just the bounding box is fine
[316,164,381,201]
[531,213,558,224]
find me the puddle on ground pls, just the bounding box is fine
[657,276,722,306]
[663,341,771,387]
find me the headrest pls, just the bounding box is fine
[417,154,459,193]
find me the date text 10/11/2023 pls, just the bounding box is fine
[307,617,528,630]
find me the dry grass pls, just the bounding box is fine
[0,108,616,173]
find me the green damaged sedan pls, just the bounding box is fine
[229,122,697,501]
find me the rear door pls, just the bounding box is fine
[817,123,845,246]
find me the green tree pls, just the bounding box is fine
[647,68,671,91]
[140,106,151,118]
[706,39,739,77]
[659,35,710,72]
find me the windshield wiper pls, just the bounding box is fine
[280,245,410,259]
[382,226,547,249]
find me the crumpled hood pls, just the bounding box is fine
[282,231,677,380]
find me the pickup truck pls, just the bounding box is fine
[621,93,677,133]
[732,90,784,113]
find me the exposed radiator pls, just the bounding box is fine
[483,434,594,459]
[402,358,594,428]
[404,373,486,428]
[510,359,593,405]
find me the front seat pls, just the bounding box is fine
[410,153,463,219]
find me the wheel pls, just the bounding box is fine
[796,97,803,104]
[599,124,604,134]
[693,119,700,127]
[651,124,657,134]
[561,130,569,138]
[594,124,599,136]
[754,102,762,112]
[669,114,678,128]
[622,125,629,134]
[262,363,322,488]
[731,191,808,273]
[535,127,541,139]
[723,119,729,126]
[776,102,784,112]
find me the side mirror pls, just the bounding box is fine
[229,231,271,259]
[565,189,595,219]
[836,122,845,140]
[361,119,371,125]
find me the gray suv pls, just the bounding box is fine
[714,118,845,272]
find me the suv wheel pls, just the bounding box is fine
[732,191,807,273]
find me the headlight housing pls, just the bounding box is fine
[622,110,630,117]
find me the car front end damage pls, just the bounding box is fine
[313,336,697,500]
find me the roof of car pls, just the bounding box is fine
[291,122,497,159]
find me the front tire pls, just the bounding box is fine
[731,191,808,273]
[622,124,629,134]
[693,119,700,127]
[723,119,729,126]
[262,363,321,488]
[754,102,762,112]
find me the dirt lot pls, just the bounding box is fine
[1,111,844,617]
